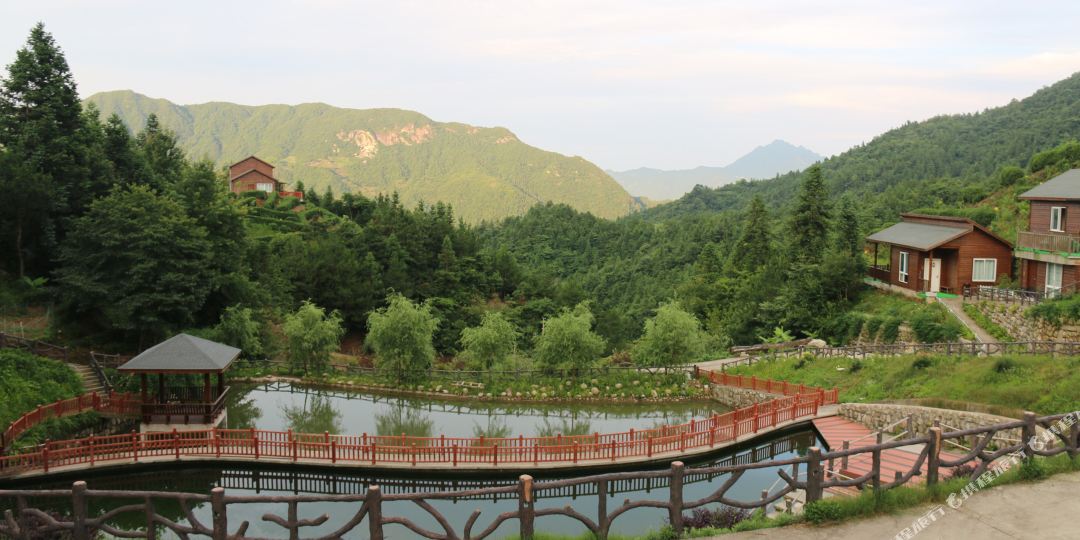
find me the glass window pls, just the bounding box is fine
[256,182,274,192]
[1050,206,1066,232]
[898,252,909,283]
[972,258,997,282]
[1046,263,1064,296]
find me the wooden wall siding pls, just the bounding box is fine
[1019,261,1078,292]
[885,228,1012,291]
[230,170,278,193]
[1029,201,1080,234]
[229,157,274,179]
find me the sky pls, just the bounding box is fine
[3,1,1080,171]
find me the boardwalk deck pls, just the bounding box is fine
[813,416,958,483]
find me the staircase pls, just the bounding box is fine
[68,362,105,395]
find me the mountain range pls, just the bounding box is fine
[84,91,639,223]
[607,140,822,200]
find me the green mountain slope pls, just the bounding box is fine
[645,72,1080,225]
[85,90,638,223]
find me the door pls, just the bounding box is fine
[1046,263,1063,297]
[922,258,942,292]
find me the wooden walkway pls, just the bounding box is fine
[813,416,954,483]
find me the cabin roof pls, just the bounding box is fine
[229,155,275,171]
[1020,169,1080,201]
[117,334,240,373]
[866,221,970,251]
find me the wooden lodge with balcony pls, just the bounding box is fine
[228,156,304,201]
[117,334,240,431]
[1015,169,1080,297]
[865,214,1013,295]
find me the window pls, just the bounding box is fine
[972,258,997,282]
[256,182,274,192]
[1050,206,1066,232]
[1046,263,1064,297]
[898,251,909,283]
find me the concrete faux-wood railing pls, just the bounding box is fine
[0,392,139,451]
[0,392,826,478]
[3,411,1077,540]
[724,340,1080,365]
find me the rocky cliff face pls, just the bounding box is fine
[85,90,638,223]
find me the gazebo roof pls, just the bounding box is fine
[118,334,241,373]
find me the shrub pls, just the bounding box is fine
[803,499,844,524]
[995,165,1025,187]
[948,464,975,480]
[880,317,903,343]
[994,358,1017,374]
[1018,458,1047,481]
[910,309,964,343]
[911,357,933,370]
[850,360,863,373]
[682,506,752,530]
[864,317,883,340]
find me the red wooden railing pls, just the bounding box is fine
[0,392,827,476]
[1,392,140,451]
[703,370,839,405]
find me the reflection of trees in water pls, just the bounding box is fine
[225,394,263,429]
[375,401,434,438]
[282,394,342,434]
[472,417,513,440]
[536,416,593,438]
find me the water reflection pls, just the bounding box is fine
[282,393,342,434]
[374,400,434,438]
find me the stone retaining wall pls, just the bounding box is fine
[710,385,779,408]
[838,403,1026,443]
[968,300,1080,341]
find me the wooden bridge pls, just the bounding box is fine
[0,390,835,480]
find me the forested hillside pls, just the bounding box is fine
[85,90,638,223]
[647,72,1080,228]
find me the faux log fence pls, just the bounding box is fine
[0,392,140,451]
[0,393,823,477]
[722,340,1080,369]
[3,411,1077,540]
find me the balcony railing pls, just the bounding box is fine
[141,386,230,425]
[1017,231,1080,255]
[867,264,890,282]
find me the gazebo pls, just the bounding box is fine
[118,334,240,429]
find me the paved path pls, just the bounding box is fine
[938,296,995,343]
[716,469,1080,539]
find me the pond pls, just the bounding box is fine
[221,382,731,439]
[1,383,823,538]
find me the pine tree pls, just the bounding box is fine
[835,195,861,256]
[0,23,95,274]
[102,113,150,187]
[135,113,185,190]
[789,164,831,260]
[729,195,772,272]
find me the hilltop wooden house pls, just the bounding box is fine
[1015,169,1080,296]
[228,156,304,200]
[865,214,1013,294]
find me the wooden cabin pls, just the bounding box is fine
[865,214,1013,294]
[1015,169,1080,296]
[228,156,304,200]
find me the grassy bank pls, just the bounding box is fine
[823,290,972,345]
[227,362,709,403]
[728,353,1080,414]
[0,349,83,430]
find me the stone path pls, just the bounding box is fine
[714,469,1080,539]
[937,296,995,343]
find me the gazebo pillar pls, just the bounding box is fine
[217,372,224,396]
[158,373,165,404]
[140,374,148,402]
[203,373,212,403]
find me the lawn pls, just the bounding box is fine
[728,352,1080,415]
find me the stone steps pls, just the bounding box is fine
[68,363,105,394]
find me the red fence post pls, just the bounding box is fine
[42,441,49,473]
[173,428,180,460]
[132,431,139,462]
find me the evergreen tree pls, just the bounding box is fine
[835,195,861,257]
[0,149,51,277]
[135,113,185,190]
[729,195,772,272]
[102,113,150,186]
[0,23,95,274]
[788,164,831,260]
